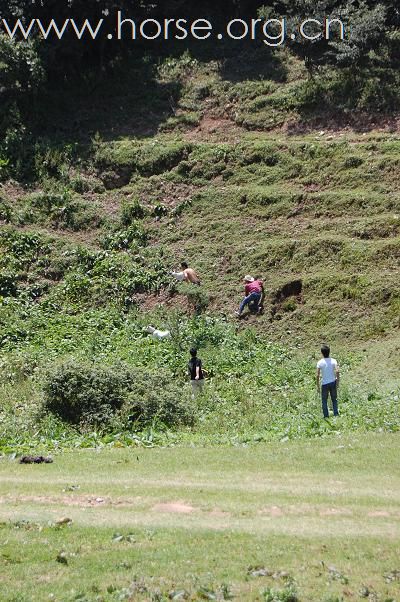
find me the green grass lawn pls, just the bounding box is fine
[1,434,399,601]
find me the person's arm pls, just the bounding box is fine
[316,367,321,391]
[335,362,340,388]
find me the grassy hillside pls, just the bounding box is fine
[0,52,399,448]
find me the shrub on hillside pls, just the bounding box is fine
[101,223,147,250]
[0,271,19,297]
[186,288,210,315]
[43,361,194,429]
[121,199,147,224]
[120,371,195,430]
[43,360,133,425]
[0,198,12,222]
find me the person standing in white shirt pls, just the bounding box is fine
[316,344,340,418]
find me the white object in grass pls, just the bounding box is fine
[147,326,171,341]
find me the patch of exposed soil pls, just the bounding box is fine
[1,494,110,507]
[259,506,284,517]
[152,501,196,514]
[0,181,29,202]
[136,180,198,210]
[319,508,353,517]
[367,510,391,517]
[272,280,303,304]
[185,116,244,142]
[134,290,190,313]
[271,279,303,318]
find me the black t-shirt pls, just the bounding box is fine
[188,358,204,380]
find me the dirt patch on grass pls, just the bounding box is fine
[185,116,244,142]
[152,501,196,514]
[0,181,28,203]
[367,510,391,517]
[137,180,198,210]
[259,506,284,517]
[319,508,353,517]
[0,495,110,507]
[135,290,190,313]
[271,279,303,319]
[258,504,356,518]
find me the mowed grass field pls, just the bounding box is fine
[1,434,399,601]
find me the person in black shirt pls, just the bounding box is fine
[188,347,204,398]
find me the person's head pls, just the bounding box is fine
[244,275,254,283]
[321,344,330,358]
[190,347,197,358]
[181,261,188,269]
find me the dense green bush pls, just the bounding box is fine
[0,271,19,297]
[43,360,134,425]
[121,199,147,224]
[0,197,12,222]
[120,370,194,429]
[43,360,194,429]
[185,287,210,315]
[101,223,147,250]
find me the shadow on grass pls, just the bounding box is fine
[25,59,184,144]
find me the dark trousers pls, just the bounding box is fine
[239,292,261,314]
[321,381,338,418]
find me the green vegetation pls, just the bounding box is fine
[1,435,400,601]
[1,46,399,449]
[0,5,399,599]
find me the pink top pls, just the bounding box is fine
[245,280,263,295]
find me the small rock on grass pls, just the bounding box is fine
[384,569,400,582]
[273,571,290,580]
[196,587,217,600]
[55,517,73,526]
[20,455,53,464]
[169,590,189,600]
[248,566,273,578]
[56,552,68,565]
[112,532,136,543]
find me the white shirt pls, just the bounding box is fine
[317,357,338,385]
[171,271,185,281]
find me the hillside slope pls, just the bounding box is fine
[0,53,399,446]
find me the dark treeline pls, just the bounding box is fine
[0,0,399,178]
[1,1,399,77]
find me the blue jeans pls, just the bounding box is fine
[239,292,261,315]
[321,381,338,418]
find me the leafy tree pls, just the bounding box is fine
[259,0,397,74]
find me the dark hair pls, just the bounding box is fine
[321,344,330,358]
[181,261,188,269]
[190,347,197,357]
